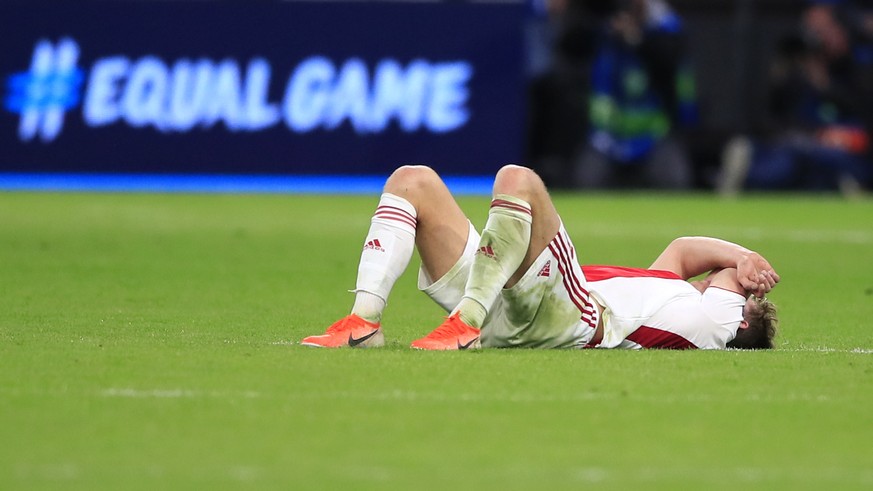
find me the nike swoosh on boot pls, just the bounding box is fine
[348,329,380,347]
[457,337,479,350]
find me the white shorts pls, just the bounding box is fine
[418,221,599,348]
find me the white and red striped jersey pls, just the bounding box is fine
[583,266,746,350]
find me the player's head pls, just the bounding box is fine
[728,297,778,349]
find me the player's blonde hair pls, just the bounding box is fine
[727,297,778,350]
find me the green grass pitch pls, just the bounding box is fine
[1,190,872,490]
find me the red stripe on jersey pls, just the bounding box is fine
[549,252,597,328]
[626,326,697,350]
[490,199,532,215]
[555,233,587,295]
[553,233,597,321]
[581,265,682,282]
[547,234,597,327]
[552,232,590,302]
[547,244,585,311]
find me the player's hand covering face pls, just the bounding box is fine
[737,253,780,298]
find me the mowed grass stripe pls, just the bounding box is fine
[0,383,858,403]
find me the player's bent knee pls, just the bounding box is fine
[384,165,442,197]
[493,164,541,199]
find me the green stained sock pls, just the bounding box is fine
[456,194,532,328]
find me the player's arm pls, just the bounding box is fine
[688,268,722,294]
[705,267,745,296]
[649,236,779,297]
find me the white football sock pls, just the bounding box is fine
[351,193,417,323]
[455,194,532,328]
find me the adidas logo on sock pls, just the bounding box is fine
[538,260,551,278]
[476,245,497,260]
[363,239,385,252]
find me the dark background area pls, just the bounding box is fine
[2,0,867,190]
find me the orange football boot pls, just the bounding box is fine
[301,314,384,348]
[411,313,481,350]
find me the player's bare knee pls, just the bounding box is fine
[384,165,441,200]
[493,164,542,201]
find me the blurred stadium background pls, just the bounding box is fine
[2,0,870,195]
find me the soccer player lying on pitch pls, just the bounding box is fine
[301,165,780,350]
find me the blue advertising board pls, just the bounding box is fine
[0,1,525,179]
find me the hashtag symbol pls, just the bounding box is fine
[3,38,85,142]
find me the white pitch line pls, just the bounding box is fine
[98,388,261,399]
[779,347,873,354]
[13,463,871,484]
[90,387,845,405]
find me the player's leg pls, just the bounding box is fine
[353,165,471,321]
[490,164,562,287]
[412,164,561,350]
[301,165,471,348]
[385,165,472,285]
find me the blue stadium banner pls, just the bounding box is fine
[0,1,525,176]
